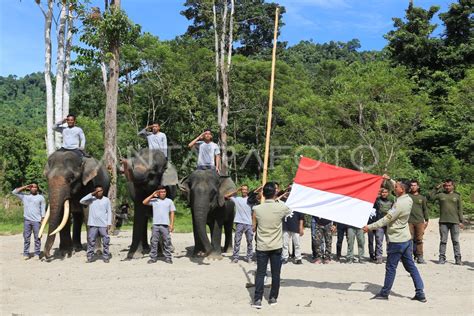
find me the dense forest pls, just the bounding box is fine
[0,0,472,215]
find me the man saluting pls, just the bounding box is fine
[188,129,221,174]
[12,183,46,260]
[138,122,168,159]
[53,114,86,157]
[80,185,112,263]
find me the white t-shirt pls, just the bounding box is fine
[149,198,176,225]
[196,141,220,167]
[231,196,252,225]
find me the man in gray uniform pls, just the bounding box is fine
[12,183,46,260]
[80,185,112,263]
[225,185,254,263]
[188,129,221,174]
[138,122,168,158]
[53,114,86,156]
[143,185,175,264]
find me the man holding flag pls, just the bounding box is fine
[363,177,426,302]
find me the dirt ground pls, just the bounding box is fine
[1,218,473,315]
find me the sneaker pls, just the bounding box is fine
[371,293,389,300]
[147,259,157,264]
[165,258,173,264]
[313,259,322,264]
[376,258,383,264]
[23,256,30,261]
[323,259,330,264]
[411,295,427,303]
[246,257,253,263]
[295,259,303,265]
[417,257,426,264]
[251,300,262,309]
[35,256,42,261]
[103,258,110,263]
[455,259,463,266]
[335,255,341,262]
[86,258,93,263]
[346,259,353,264]
[438,258,446,265]
[269,297,277,306]
[231,258,239,263]
[282,259,288,264]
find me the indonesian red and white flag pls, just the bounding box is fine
[285,157,383,228]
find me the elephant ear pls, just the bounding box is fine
[178,176,191,205]
[218,176,236,208]
[162,162,179,186]
[82,158,101,186]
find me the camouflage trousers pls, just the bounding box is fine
[313,223,333,260]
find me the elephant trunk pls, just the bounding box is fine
[44,177,70,258]
[192,199,213,255]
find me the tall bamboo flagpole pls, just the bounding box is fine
[262,7,280,188]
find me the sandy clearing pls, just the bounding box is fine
[1,218,473,315]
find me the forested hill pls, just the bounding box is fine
[0,1,472,215]
[0,73,45,127]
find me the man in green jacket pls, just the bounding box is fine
[363,178,426,302]
[429,179,464,265]
[408,180,429,264]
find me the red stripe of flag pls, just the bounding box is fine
[293,157,383,204]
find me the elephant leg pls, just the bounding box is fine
[141,215,150,254]
[223,221,233,253]
[128,203,149,258]
[192,225,204,255]
[59,217,73,257]
[72,211,84,251]
[210,219,223,257]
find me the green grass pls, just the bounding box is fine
[0,202,24,235]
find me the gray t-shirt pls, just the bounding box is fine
[80,193,112,227]
[12,189,46,222]
[196,141,220,167]
[150,198,176,225]
[53,123,86,150]
[231,196,252,225]
[138,129,168,158]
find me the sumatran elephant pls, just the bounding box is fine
[121,148,178,259]
[40,151,110,259]
[179,170,236,258]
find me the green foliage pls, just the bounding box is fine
[0,1,472,227]
[76,6,141,65]
[181,0,287,56]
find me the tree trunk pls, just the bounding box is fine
[41,0,55,155]
[217,0,234,176]
[62,4,74,118]
[212,3,222,125]
[104,0,121,229]
[54,2,68,149]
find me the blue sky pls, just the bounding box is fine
[0,0,451,77]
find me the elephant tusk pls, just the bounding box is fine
[49,200,70,236]
[38,205,50,239]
